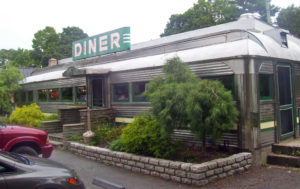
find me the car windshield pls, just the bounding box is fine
[0,151,31,165]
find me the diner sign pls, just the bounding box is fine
[72,27,130,60]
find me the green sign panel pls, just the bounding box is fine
[72,27,130,60]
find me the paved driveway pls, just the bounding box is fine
[50,149,300,189]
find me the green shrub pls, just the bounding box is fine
[9,103,45,127]
[116,115,181,158]
[42,113,58,121]
[93,123,123,146]
[109,138,124,152]
[68,135,83,141]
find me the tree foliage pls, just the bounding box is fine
[277,5,300,38]
[0,26,88,68]
[186,79,238,153]
[58,27,88,58]
[146,57,238,153]
[161,0,279,37]
[0,64,23,115]
[31,26,61,67]
[145,57,198,135]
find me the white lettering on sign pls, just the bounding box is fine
[74,43,82,57]
[99,35,108,52]
[88,39,96,54]
[83,41,87,55]
[72,27,130,60]
[110,32,120,49]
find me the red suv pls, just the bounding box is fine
[0,124,53,158]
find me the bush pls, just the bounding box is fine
[93,123,123,146]
[109,138,124,152]
[68,135,83,141]
[9,103,45,127]
[113,115,181,158]
[42,113,58,121]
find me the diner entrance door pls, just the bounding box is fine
[92,79,103,107]
[276,64,295,139]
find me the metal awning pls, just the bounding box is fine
[63,66,110,77]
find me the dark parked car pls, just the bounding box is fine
[0,150,85,189]
[0,124,53,158]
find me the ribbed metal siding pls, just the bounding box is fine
[110,61,234,84]
[189,61,234,77]
[261,129,275,147]
[171,129,238,148]
[110,68,163,84]
[258,61,274,74]
[22,77,86,90]
[260,101,275,121]
[112,104,152,117]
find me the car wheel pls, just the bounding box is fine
[12,146,39,156]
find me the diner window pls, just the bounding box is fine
[28,91,33,102]
[49,88,59,101]
[38,89,47,101]
[61,87,73,102]
[113,83,129,102]
[259,74,273,100]
[133,82,148,102]
[204,75,235,99]
[76,86,87,102]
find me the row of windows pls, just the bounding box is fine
[25,86,87,103]
[23,75,242,104]
[112,76,236,103]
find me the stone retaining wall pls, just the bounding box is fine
[67,142,252,186]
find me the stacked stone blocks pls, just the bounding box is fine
[67,142,252,186]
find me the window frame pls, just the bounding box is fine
[132,81,148,102]
[38,89,48,102]
[259,74,273,101]
[61,87,73,102]
[76,86,87,103]
[113,83,130,103]
[202,75,236,100]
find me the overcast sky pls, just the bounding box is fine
[0,0,299,50]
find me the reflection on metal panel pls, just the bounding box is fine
[259,61,273,74]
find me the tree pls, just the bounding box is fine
[161,0,239,37]
[146,57,238,154]
[31,26,61,67]
[0,64,23,115]
[145,57,198,135]
[161,0,279,37]
[59,27,88,58]
[277,5,300,38]
[186,79,238,154]
[233,0,279,22]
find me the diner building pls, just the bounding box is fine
[19,14,300,161]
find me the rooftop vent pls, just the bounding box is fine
[239,13,261,20]
[48,58,58,67]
